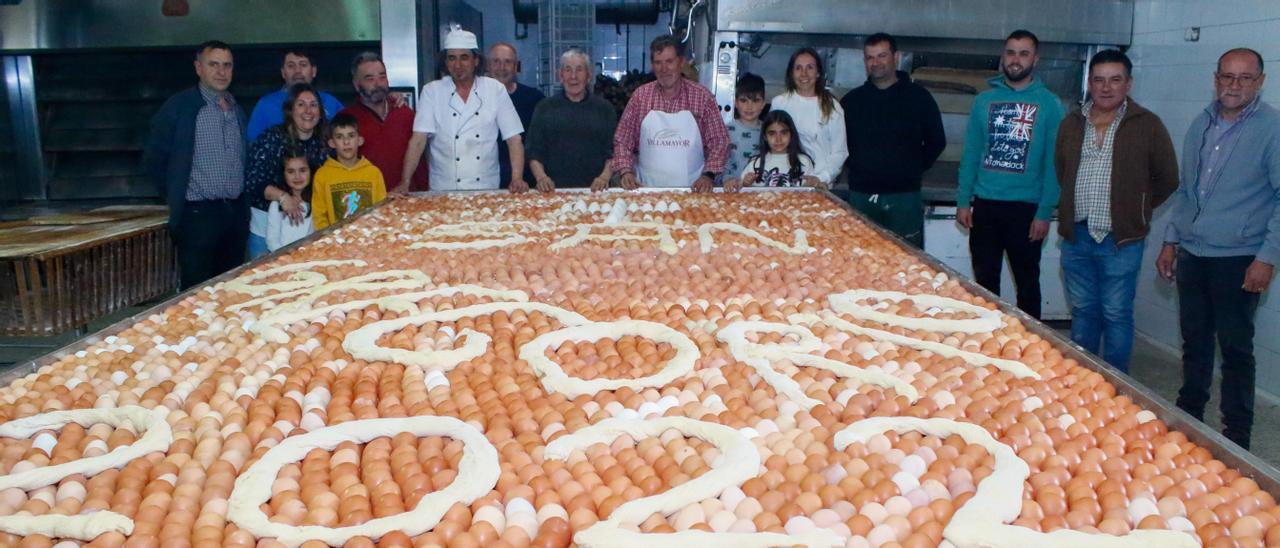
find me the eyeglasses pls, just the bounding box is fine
[1216,72,1260,86]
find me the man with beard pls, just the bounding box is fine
[956,29,1065,320]
[487,42,545,188]
[339,52,428,192]
[840,32,946,248]
[247,50,344,141]
[401,29,525,192]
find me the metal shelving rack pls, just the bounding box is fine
[537,0,595,95]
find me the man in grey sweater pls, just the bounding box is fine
[1156,48,1279,449]
[526,48,617,190]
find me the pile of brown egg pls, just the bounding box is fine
[0,191,1274,548]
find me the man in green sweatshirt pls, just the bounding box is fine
[956,29,1065,320]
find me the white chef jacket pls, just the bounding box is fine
[413,76,524,190]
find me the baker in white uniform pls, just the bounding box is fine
[611,35,730,192]
[401,29,528,192]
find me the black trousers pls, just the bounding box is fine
[1174,251,1260,449]
[968,197,1042,319]
[176,198,249,290]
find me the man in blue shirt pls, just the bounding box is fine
[246,50,344,141]
[1156,48,1279,450]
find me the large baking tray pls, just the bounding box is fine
[5,187,1278,496]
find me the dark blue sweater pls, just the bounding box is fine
[839,72,946,194]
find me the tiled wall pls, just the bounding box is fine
[1127,0,1280,395]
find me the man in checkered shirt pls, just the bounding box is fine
[610,35,729,192]
[1053,50,1178,373]
[144,40,250,289]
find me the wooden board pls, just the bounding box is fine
[0,210,169,259]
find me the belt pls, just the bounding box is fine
[185,196,242,206]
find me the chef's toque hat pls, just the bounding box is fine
[442,28,479,51]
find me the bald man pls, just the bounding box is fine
[487,42,545,187]
[1159,47,1279,450]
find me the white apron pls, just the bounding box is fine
[635,110,704,187]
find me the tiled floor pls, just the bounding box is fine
[2,313,1277,469]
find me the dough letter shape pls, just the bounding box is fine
[834,417,1200,548]
[545,416,842,547]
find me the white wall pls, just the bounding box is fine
[1128,0,1280,396]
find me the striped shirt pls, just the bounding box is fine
[1197,97,1262,202]
[186,85,245,201]
[1073,100,1126,243]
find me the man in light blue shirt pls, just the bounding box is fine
[246,50,344,142]
[1156,48,1280,450]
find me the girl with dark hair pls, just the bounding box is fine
[265,146,315,251]
[245,82,333,258]
[741,110,822,188]
[770,48,848,186]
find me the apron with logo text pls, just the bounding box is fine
[635,110,704,187]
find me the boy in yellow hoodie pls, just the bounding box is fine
[313,112,386,229]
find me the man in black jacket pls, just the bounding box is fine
[840,33,946,247]
[143,40,249,289]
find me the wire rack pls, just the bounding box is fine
[537,0,595,95]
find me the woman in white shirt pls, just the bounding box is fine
[770,48,848,185]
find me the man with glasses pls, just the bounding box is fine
[1156,48,1280,449]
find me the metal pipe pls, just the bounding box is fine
[677,0,704,44]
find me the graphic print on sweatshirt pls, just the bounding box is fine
[982,102,1038,174]
[330,182,375,220]
[758,167,804,187]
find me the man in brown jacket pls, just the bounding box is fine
[1055,49,1179,373]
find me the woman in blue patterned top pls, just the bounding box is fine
[245,83,332,259]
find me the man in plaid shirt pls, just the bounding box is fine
[611,35,729,192]
[1054,50,1178,372]
[144,40,250,290]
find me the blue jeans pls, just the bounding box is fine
[247,232,269,260]
[1060,223,1145,372]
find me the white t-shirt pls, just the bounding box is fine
[769,92,848,184]
[266,200,314,251]
[743,152,815,187]
[413,76,524,191]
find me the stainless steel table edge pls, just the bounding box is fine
[8,187,1278,494]
[1,200,387,384]
[815,189,1280,493]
